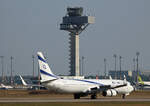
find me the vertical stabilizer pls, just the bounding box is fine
[138,75,144,85]
[37,52,59,82]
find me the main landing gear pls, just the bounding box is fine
[74,94,80,99]
[74,93,97,99]
[122,94,126,99]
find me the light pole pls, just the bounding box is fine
[104,58,107,79]
[133,58,136,82]
[0,56,4,83]
[10,56,14,85]
[113,54,117,79]
[119,56,122,79]
[136,52,140,84]
[32,55,35,77]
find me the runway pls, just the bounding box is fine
[0,98,150,102]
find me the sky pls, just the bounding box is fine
[0,0,150,76]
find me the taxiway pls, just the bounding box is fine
[0,98,150,102]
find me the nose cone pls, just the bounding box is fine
[130,85,134,92]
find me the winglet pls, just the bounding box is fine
[19,75,28,86]
[123,75,127,84]
[109,76,112,80]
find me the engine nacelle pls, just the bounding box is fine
[85,85,100,94]
[102,89,117,97]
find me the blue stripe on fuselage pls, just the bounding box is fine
[40,70,58,79]
[38,56,46,63]
[40,69,103,86]
[73,79,104,86]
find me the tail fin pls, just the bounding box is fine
[37,52,59,82]
[138,75,144,85]
[19,75,28,86]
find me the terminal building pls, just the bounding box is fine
[109,70,150,80]
[108,70,132,79]
[140,70,150,76]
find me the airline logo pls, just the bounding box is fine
[43,64,46,69]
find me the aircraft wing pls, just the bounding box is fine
[99,83,127,91]
[86,83,127,94]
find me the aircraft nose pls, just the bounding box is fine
[130,85,134,92]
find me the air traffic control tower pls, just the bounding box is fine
[60,7,95,76]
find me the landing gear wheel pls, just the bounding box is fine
[74,94,80,99]
[91,94,97,99]
[122,94,126,99]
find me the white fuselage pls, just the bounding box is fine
[142,81,150,86]
[43,79,99,93]
[0,84,13,89]
[42,78,134,94]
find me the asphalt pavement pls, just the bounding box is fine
[0,98,150,102]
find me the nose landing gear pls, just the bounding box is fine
[122,94,126,99]
[91,93,97,99]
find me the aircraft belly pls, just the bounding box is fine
[59,84,87,93]
[43,82,87,93]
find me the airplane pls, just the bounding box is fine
[37,52,134,99]
[19,75,46,90]
[0,84,13,89]
[138,75,150,88]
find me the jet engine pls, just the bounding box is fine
[102,89,117,96]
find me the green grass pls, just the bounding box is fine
[0,102,150,106]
